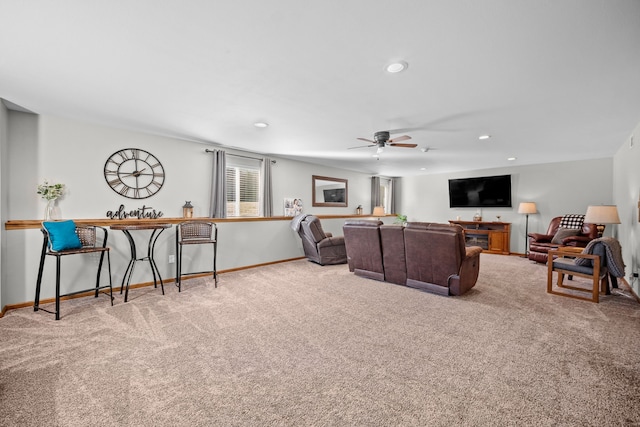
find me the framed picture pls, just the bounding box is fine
[284,198,303,217]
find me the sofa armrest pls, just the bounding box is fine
[528,233,553,243]
[465,246,483,258]
[318,236,344,248]
[562,235,591,246]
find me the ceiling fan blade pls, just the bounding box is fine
[388,143,418,148]
[348,144,376,149]
[356,137,375,143]
[388,135,412,143]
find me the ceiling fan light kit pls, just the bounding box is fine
[350,130,418,153]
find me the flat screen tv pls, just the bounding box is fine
[448,174,512,208]
[323,188,346,203]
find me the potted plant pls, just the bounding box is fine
[395,214,407,225]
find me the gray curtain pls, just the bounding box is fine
[261,157,273,217]
[209,149,227,218]
[370,176,381,213]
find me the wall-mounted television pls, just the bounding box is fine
[448,174,512,208]
[323,188,346,203]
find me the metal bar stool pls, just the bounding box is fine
[176,221,218,291]
[34,224,113,320]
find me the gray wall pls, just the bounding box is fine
[614,120,640,296]
[0,112,375,309]
[399,159,614,255]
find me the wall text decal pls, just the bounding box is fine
[106,204,164,220]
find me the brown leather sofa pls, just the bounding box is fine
[528,216,600,264]
[404,222,482,296]
[297,215,347,265]
[343,220,482,296]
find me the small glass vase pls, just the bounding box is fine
[44,199,59,221]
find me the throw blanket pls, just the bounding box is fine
[575,237,626,278]
[290,213,311,231]
[559,214,585,229]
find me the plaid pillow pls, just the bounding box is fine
[559,214,585,230]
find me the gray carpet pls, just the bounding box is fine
[1,254,639,426]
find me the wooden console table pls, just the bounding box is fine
[449,220,511,255]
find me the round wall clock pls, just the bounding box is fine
[104,148,165,199]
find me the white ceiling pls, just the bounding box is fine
[2,1,640,177]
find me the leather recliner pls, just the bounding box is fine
[404,222,482,296]
[297,215,347,265]
[343,219,384,280]
[528,216,600,264]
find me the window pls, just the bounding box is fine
[226,157,261,217]
[379,177,392,213]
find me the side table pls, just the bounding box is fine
[110,223,172,302]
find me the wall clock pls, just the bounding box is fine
[104,148,165,199]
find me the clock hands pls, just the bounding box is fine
[122,168,147,177]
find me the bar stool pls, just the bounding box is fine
[176,221,218,291]
[35,222,113,320]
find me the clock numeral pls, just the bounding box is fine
[153,172,165,178]
[116,150,131,161]
[109,178,123,187]
[144,188,153,197]
[131,149,140,160]
[150,180,163,189]
[105,169,118,175]
[119,185,131,196]
[133,188,141,199]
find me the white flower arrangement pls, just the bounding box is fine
[37,181,65,201]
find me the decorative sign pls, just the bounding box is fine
[106,204,164,220]
[284,198,303,217]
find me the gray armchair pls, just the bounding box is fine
[297,215,347,265]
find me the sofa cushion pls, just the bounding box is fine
[43,220,82,252]
[551,228,580,244]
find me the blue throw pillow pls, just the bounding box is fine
[43,220,82,251]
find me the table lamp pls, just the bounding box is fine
[372,206,385,219]
[584,205,620,237]
[518,202,537,255]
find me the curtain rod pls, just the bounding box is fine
[205,149,276,163]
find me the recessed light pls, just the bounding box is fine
[479,135,491,140]
[507,157,517,161]
[386,61,408,73]
[253,122,269,128]
[420,167,426,171]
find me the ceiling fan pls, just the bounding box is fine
[349,131,418,153]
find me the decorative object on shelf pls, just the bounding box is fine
[284,198,303,217]
[496,215,501,221]
[395,214,407,225]
[518,202,538,255]
[182,201,194,218]
[104,148,165,199]
[473,212,482,221]
[373,206,385,219]
[37,180,65,220]
[356,205,363,215]
[584,205,620,237]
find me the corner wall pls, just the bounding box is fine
[613,121,640,296]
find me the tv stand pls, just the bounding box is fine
[449,220,510,255]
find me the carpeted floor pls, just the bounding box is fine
[1,254,639,426]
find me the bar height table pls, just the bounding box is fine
[110,223,172,302]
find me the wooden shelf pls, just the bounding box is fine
[449,220,511,255]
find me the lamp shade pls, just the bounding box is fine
[518,202,537,214]
[372,206,385,217]
[584,205,620,224]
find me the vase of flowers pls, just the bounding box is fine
[37,181,65,220]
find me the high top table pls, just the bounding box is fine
[110,223,172,302]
